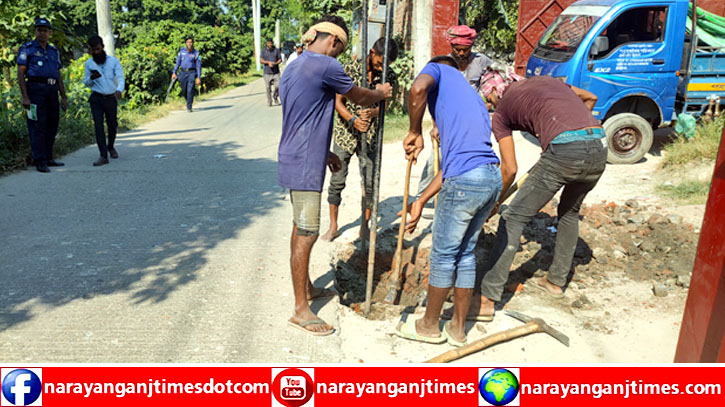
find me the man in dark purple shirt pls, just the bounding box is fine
[260,38,282,106]
[462,74,606,321]
[278,15,392,336]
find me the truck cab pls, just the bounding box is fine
[526,0,724,164]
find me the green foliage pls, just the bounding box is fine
[661,115,724,168]
[388,50,414,113]
[656,180,711,204]
[462,0,519,55]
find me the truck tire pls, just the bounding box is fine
[603,113,654,164]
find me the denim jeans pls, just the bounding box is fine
[430,164,502,289]
[479,139,607,301]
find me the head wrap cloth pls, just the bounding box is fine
[445,25,477,46]
[481,62,525,98]
[302,22,348,49]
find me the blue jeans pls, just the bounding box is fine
[429,164,502,289]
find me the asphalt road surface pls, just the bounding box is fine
[0,79,343,362]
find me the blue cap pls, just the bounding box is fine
[34,18,51,28]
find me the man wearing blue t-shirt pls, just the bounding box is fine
[395,56,517,347]
[277,16,392,336]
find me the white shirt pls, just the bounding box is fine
[83,55,125,95]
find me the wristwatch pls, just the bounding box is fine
[347,116,357,128]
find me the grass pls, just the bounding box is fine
[660,116,723,169]
[656,180,712,204]
[382,112,434,143]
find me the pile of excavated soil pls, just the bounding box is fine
[333,199,699,319]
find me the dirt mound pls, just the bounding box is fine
[334,199,698,319]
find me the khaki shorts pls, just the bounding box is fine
[290,190,321,236]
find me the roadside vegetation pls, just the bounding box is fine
[657,116,723,203]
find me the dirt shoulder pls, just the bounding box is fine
[319,128,707,363]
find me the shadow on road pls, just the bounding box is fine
[0,135,282,331]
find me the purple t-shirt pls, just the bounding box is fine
[278,52,354,191]
[419,62,499,180]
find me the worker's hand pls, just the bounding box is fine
[327,152,342,173]
[375,82,393,99]
[195,77,201,86]
[353,118,370,133]
[115,91,122,100]
[359,107,378,121]
[430,125,440,144]
[60,96,67,111]
[397,199,423,234]
[403,131,424,163]
[171,73,177,80]
[21,96,31,110]
[487,202,500,221]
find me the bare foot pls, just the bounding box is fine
[289,308,334,334]
[444,321,467,344]
[532,277,564,298]
[414,318,441,338]
[321,226,339,242]
[441,295,495,321]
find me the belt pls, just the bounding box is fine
[91,91,116,99]
[27,77,57,85]
[179,68,196,72]
[551,127,605,144]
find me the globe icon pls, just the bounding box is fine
[479,368,519,406]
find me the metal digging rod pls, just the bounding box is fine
[364,0,394,317]
[359,0,369,256]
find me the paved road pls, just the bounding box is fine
[0,79,342,362]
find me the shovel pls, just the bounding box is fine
[384,157,414,303]
[164,77,177,103]
[432,137,440,206]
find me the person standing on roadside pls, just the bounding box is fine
[171,36,201,112]
[261,38,282,106]
[286,43,303,66]
[83,35,125,167]
[17,17,67,173]
[278,16,393,336]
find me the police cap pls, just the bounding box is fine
[34,18,51,28]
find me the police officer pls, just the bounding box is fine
[171,36,201,112]
[17,18,68,173]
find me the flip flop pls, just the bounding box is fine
[288,318,335,336]
[443,321,467,347]
[531,277,565,299]
[440,307,494,322]
[308,287,338,302]
[394,320,446,344]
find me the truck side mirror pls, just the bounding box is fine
[590,36,610,57]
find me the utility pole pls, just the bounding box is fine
[95,0,115,56]
[275,19,280,48]
[252,0,261,71]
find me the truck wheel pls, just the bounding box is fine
[603,113,654,164]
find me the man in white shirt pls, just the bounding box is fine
[83,35,124,166]
[286,43,303,66]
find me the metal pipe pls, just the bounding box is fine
[360,0,370,255]
[364,0,394,317]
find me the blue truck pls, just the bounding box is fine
[525,0,725,163]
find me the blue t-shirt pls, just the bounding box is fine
[278,52,354,191]
[418,62,499,179]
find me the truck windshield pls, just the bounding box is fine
[534,5,609,62]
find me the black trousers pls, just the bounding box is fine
[26,82,60,162]
[89,92,118,158]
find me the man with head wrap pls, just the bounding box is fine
[449,73,605,322]
[277,15,393,336]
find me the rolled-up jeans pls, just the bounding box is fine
[430,164,502,289]
[479,139,607,301]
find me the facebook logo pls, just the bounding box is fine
[1,369,42,406]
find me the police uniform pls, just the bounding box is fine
[17,18,63,171]
[172,47,201,111]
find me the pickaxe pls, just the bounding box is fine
[426,310,569,363]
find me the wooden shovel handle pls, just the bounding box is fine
[426,321,540,363]
[432,137,440,206]
[392,158,414,280]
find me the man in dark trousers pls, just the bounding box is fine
[171,36,201,112]
[17,17,68,173]
[278,16,392,336]
[83,35,125,167]
[459,73,606,321]
[261,38,282,106]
